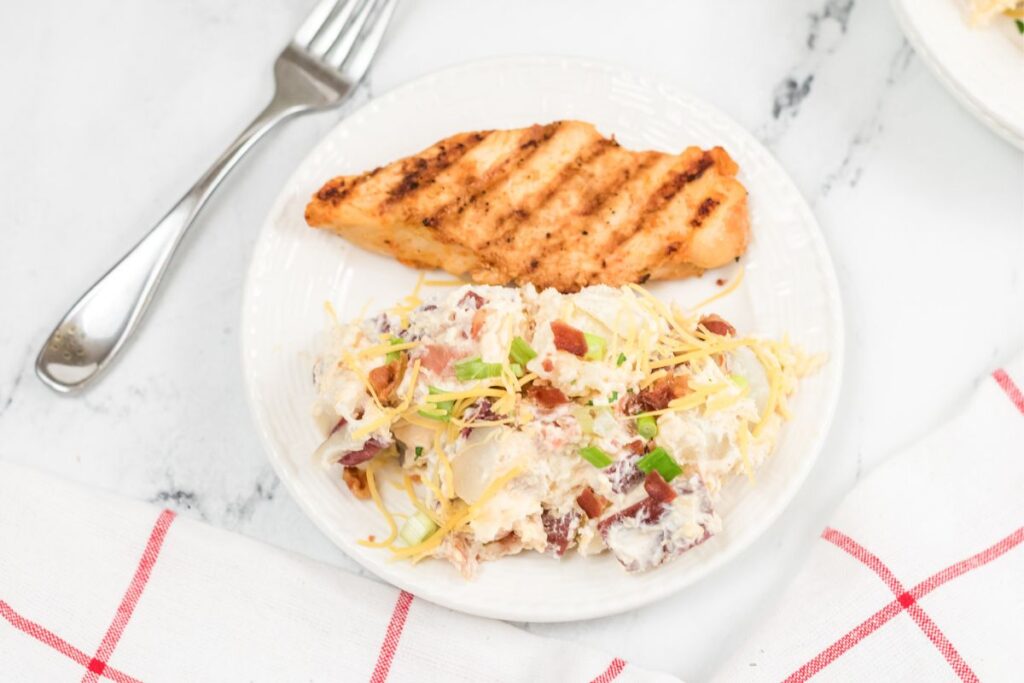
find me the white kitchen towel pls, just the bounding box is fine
[4,359,1023,683]
[714,357,1024,682]
[0,461,674,682]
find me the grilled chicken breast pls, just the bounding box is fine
[305,121,749,291]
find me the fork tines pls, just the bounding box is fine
[293,0,398,79]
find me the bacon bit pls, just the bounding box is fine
[699,314,735,337]
[420,344,455,374]
[459,399,503,437]
[368,356,407,403]
[460,291,485,309]
[624,439,646,456]
[624,374,689,414]
[527,385,569,409]
[339,439,385,466]
[329,417,347,435]
[491,532,522,554]
[471,308,487,339]
[542,359,554,372]
[342,467,370,500]
[550,320,587,356]
[716,278,726,286]
[576,486,609,518]
[644,471,677,503]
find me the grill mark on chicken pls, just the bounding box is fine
[448,123,595,250]
[572,153,668,249]
[485,142,645,282]
[690,196,720,228]
[386,132,489,204]
[577,151,661,218]
[481,137,617,250]
[514,153,638,268]
[652,152,714,208]
[422,122,563,231]
[315,166,382,205]
[600,152,713,264]
[304,121,751,291]
[635,152,712,231]
[525,151,668,287]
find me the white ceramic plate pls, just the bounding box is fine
[242,56,844,622]
[891,0,1024,149]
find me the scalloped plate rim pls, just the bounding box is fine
[241,55,845,622]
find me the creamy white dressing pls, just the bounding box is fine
[313,282,803,576]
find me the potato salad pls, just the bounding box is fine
[312,278,811,577]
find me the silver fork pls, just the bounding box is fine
[36,0,398,393]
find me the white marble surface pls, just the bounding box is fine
[1,0,1021,680]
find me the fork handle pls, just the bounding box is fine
[36,92,308,393]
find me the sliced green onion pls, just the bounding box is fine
[414,446,424,459]
[608,390,619,403]
[579,445,613,468]
[509,363,525,378]
[636,415,658,440]
[636,446,682,482]
[509,336,537,366]
[583,333,607,361]
[399,510,438,545]
[1017,18,1024,34]
[616,352,627,366]
[730,374,748,388]
[385,335,404,363]
[419,386,454,421]
[454,357,503,381]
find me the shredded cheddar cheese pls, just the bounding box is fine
[705,383,751,414]
[423,388,507,403]
[392,466,524,560]
[351,406,394,440]
[640,369,669,389]
[403,474,441,525]
[635,382,730,418]
[419,474,450,519]
[357,462,399,548]
[649,337,755,370]
[316,276,817,574]
[389,271,427,327]
[323,301,341,329]
[357,340,419,358]
[690,265,745,312]
[751,344,783,437]
[737,422,755,483]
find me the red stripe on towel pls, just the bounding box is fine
[785,526,1023,682]
[370,590,414,683]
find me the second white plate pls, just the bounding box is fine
[892,0,1024,149]
[242,56,844,622]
